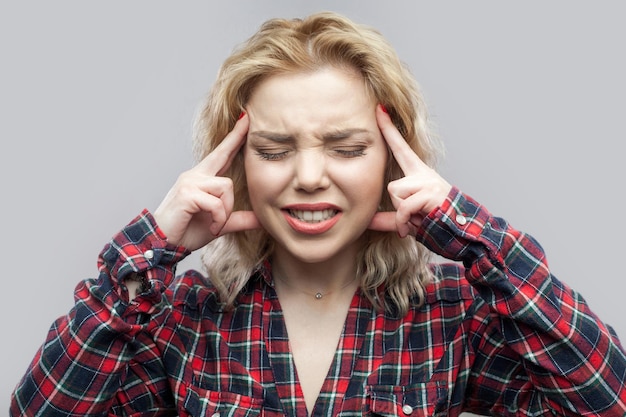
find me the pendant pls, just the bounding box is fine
[315,292,323,299]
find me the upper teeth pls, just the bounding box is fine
[290,209,337,222]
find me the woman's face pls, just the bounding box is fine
[244,67,388,265]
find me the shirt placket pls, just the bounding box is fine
[313,291,371,416]
[263,286,308,416]
[262,285,371,417]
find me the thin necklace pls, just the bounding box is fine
[273,273,359,300]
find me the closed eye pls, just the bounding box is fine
[256,150,289,161]
[333,147,367,158]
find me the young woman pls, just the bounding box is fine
[11,12,626,417]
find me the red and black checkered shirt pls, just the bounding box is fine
[11,188,626,416]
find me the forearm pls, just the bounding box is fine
[419,187,626,415]
[11,210,187,416]
[11,279,139,415]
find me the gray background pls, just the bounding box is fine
[2,1,625,415]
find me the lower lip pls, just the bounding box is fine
[283,211,342,235]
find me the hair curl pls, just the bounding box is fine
[194,11,443,315]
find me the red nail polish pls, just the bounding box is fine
[380,105,388,114]
[238,111,246,120]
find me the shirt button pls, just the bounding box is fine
[402,404,413,415]
[455,214,467,225]
[144,250,154,260]
[211,413,220,417]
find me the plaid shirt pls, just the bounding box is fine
[11,188,626,416]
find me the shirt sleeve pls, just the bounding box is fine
[10,209,188,416]
[418,187,626,416]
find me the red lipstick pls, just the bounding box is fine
[282,203,342,235]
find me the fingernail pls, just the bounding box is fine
[380,105,388,114]
[238,111,246,120]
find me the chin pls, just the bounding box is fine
[282,246,337,264]
[280,236,362,265]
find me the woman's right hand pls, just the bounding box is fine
[153,113,260,251]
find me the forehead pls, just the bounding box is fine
[246,67,376,133]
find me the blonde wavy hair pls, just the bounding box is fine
[194,11,443,315]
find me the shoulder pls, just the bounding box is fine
[164,269,265,315]
[164,270,223,313]
[423,262,476,305]
[392,263,482,342]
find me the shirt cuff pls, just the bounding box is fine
[98,209,190,293]
[418,187,504,265]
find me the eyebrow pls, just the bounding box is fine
[249,128,371,143]
[322,128,371,141]
[248,131,294,143]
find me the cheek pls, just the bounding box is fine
[243,155,263,205]
[244,158,288,203]
[362,153,389,203]
[332,155,387,199]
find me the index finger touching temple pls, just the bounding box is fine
[197,112,249,176]
[376,105,427,174]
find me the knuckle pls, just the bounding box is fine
[176,170,198,186]
[222,177,234,191]
[387,181,399,194]
[177,180,196,196]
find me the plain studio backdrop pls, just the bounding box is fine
[1,1,624,415]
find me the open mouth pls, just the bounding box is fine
[288,209,338,223]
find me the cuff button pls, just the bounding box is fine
[455,214,467,225]
[144,249,155,260]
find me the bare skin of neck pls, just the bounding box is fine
[272,260,359,416]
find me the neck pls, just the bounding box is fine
[270,249,359,299]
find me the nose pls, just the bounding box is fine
[293,149,330,192]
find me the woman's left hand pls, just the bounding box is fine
[369,105,452,237]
